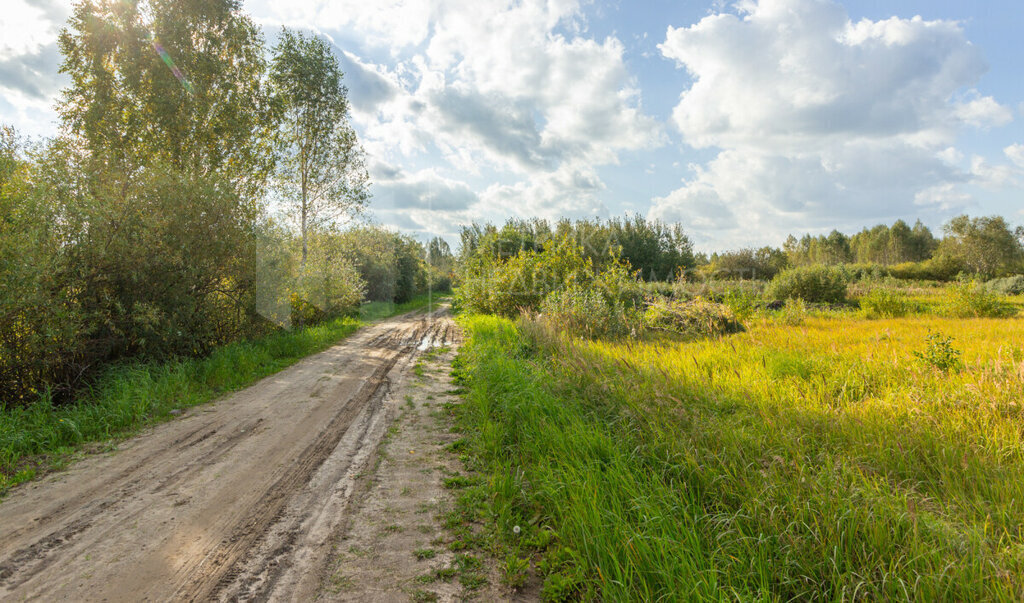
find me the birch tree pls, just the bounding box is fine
[270,29,370,267]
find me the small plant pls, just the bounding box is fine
[860,288,917,319]
[913,332,963,372]
[766,265,848,303]
[414,548,438,560]
[410,589,440,602]
[442,475,476,489]
[502,554,531,590]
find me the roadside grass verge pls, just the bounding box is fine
[452,312,1024,600]
[0,294,441,494]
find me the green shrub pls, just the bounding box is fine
[986,275,1024,296]
[860,289,918,319]
[766,265,848,303]
[541,287,633,339]
[889,256,964,282]
[941,281,1017,318]
[913,332,962,372]
[643,297,744,338]
[456,235,643,321]
[722,286,759,322]
[776,298,808,326]
[844,263,891,282]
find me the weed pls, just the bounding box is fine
[941,280,1017,318]
[410,589,439,602]
[913,332,963,372]
[414,548,438,560]
[860,288,918,318]
[442,475,476,489]
[777,297,808,325]
[502,554,530,590]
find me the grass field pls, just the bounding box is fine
[453,302,1024,600]
[0,294,441,495]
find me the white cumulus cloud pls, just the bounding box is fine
[651,0,1013,248]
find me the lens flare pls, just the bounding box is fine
[151,39,193,93]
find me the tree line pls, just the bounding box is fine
[0,0,449,406]
[461,214,1024,284]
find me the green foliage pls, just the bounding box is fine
[938,215,1024,278]
[270,28,370,266]
[843,263,891,282]
[849,219,937,265]
[706,247,788,280]
[776,298,808,326]
[783,229,853,266]
[501,554,530,590]
[289,241,365,327]
[912,332,963,372]
[540,287,632,339]
[459,216,695,282]
[643,297,744,338]
[331,227,429,303]
[940,280,1017,318]
[888,255,965,282]
[722,286,759,322]
[986,275,1024,296]
[58,0,277,201]
[860,289,918,319]
[456,235,594,316]
[766,265,849,303]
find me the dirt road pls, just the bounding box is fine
[0,307,462,601]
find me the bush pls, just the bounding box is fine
[986,275,1024,296]
[913,332,962,373]
[860,289,918,319]
[540,286,636,339]
[289,240,365,327]
[766,265,848,304]
[844,263,891,282]
[940,281,1017,318]
[889,256,964,282]
[776,298,808,326]
[722,286,759,322]
[643,297,744,338]
[457,235,607,317]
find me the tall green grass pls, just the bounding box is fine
[0,294,438,493]
[454,311,1024,600]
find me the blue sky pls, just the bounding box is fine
[2,0,1023,251]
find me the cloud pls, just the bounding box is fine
[479,161,610,222]
[0,0,68,99]
[1005,144,1024,169]
[266,0,662,232]
[651,0,1013,247]
[371,160,480,212]
[337,51,400,113]
[427,86,555,171]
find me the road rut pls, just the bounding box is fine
[0,307,458,601]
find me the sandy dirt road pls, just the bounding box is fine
[0,307,461,602]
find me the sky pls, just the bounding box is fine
[2,0,1024,252]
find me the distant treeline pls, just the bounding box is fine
[459,216,696,282]
[0,1,452,406]
[460,215,1024,283]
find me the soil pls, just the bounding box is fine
[0,306,519,602]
